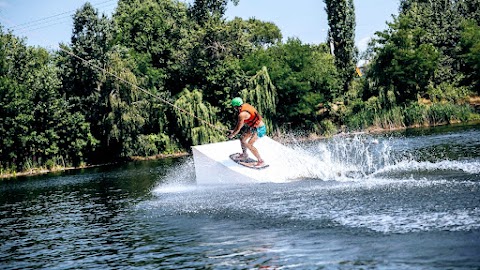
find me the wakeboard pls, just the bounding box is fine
[229,153,269,170]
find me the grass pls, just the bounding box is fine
[344,102,477,133]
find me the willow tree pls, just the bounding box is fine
[240,66,277,132]
[103,46,147,157]
[173,88,227,146]
[242,66,277,110]
[324,0,357,95]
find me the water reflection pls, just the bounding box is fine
[1,126,480,269]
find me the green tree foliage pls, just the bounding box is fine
[458,20,480,93]
[241,18,282,47]
[60,3,113,109]
[113,0,281,150]
[457,0,480,24]
[103,46,147,157]
[59,3,115,162]
[188,0,239,26]
[241,39,341,131]
[0,27,95,171]
[4,0,480,175]
[60,3,151,162]
[324,0,357,94]
[350,0,480,131]
[173,88,226,145]
[240,66,277,131]
[114,0,192,94]
[395,0,480,87]
[397,0,466,85]
[181,14,281,125]
[366,0,480,106]
[367,14,440,105]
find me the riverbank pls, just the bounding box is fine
[3,120,480,180]
[272,119,480,144]
[0,152,189,180]
[0,163,117,180]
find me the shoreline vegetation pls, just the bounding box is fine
[0,152,190,180]
[3,119,479,181]
[1,1,479,180]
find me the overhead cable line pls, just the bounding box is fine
[3,2,226,134]
[15,19,72,35]
[8,0,116,30]
[15,7,116,35]
[59,46,227,133]
[14,6,117,34]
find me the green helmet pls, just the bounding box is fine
[231,97,243,107]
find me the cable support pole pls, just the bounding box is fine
[60,46,227,133]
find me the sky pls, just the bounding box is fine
[0,0,400,53]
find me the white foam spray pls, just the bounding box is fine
[155,132,479,190]
[278,134,394,181]
[280,133,480,182]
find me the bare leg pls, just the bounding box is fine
[243,132,263,164]
[239,131,251,159]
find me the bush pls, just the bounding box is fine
[318,119,337,137]
[345,109,373,131]
[428,103,472,125]
[45,159,57,170]
[372,107,405,130]
[405,103,429,127]
[405,102,474,127]
[426,83,471,104]
[134,133,183,157]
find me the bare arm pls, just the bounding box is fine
[228,111,248,138]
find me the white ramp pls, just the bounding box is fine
[192,136,301,185]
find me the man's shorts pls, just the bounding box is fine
[242,125,267,138]
[256,125,267,138]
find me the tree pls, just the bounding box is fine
[0,26,95,170]
[188,0,239,26]
[173,88,226,145]
[324,0,357,94]
[457,0,480,24]
[240,66,277,131]
[241,18,282,47]
[58,3,114,162]
[458,20,480,93]
[368,14,440,105]
[61,2,113,105]
[396,0,480,87]
[58,3,116,162]
[60,3,153,161]
[241,39,340,131]
[115,0,192,90]
[181,12,283,125]
[397,1,461,85]
[102,46,147,157]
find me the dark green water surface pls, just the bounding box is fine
[1,124,480,269]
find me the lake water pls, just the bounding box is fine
[1,124,480,269]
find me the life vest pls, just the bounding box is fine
[240,103,262,127]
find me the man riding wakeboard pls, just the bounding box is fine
[227,97,267,167]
